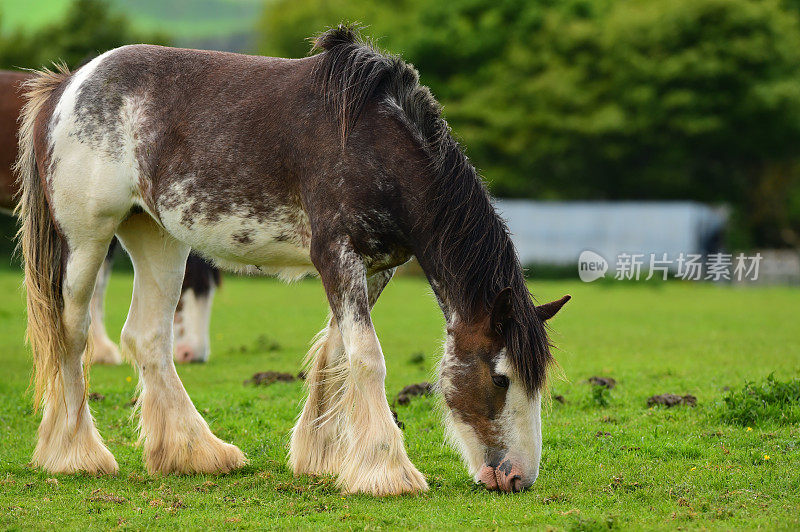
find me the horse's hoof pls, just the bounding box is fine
[33,410,119,475]
[145,433,246,475]
[35,445,119,476]
[337,452,428,496]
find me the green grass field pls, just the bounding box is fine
[0,269,799,530]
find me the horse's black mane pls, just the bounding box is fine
[311,24,552,394]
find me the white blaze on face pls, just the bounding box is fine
[173,286,215,363]
[493,354,542,487]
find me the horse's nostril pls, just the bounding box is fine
[510,475,524,493]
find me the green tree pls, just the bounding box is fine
[464,0,800,247]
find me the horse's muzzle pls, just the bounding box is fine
[174,343,209,364]
[477,456,534,493]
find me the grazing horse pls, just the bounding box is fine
[174,252,221,363]
[0,70,219,363]
[17,26,568,495]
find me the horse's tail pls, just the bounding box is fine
[14,62,72,411]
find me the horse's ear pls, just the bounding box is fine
[491,287,514,333]
[535,295,571,321]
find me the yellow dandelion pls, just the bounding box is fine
[690,467,696,471]
[746,427,753,432]
[126,376,132,383]
[763,455,770,461]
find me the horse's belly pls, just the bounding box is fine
[158,200,314,276]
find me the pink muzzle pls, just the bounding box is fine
[477,458,529,493]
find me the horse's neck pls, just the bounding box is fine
[409,197,506,325]
[393,136,516,324]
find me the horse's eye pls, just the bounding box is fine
[492,375,510,389]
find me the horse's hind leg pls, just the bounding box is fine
[116,214,246,474]
[33,237,119,474]
[290,269,394,477]
[88,238,122,365]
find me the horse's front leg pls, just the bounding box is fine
[310,238,427,495]
[290,269,395,477]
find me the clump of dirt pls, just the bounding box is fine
[391,408,404,430]
[553,394,566,404]
[88,392,105,402]
[588,376,617,389]
[244,371,296,386]
[396,382,434,405]
[647,393,697,407]
[595,431,612,438]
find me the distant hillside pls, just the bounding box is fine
[0,0,263,51]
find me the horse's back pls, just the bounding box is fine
[60,44,320,171]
